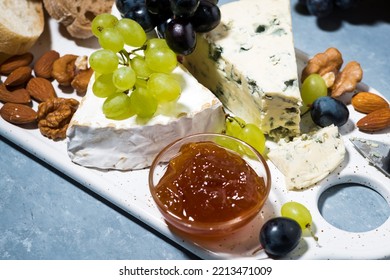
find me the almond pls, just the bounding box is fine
[0,84,31,104]
[356,108,390,132]
[352,92,389,114]
[0,53,34,75]
[4,66,32,87]
[34,50,60,79]
[0,103,37,124]
[26,77,57,103]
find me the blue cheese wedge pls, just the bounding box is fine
[267,125,345,190]
[183,0,302,140]
[66,65,225,170]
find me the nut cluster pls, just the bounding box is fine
[301,47,363,97]
[302,47,390,132]
[0,50,92,139]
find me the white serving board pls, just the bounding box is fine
[1,15,390,260]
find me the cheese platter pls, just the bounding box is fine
[1,0,390,259]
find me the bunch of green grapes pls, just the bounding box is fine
[89,13,181,120]
[223,115,266,157]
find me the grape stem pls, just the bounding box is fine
[251,245,264,255]
[118,50,130,66]
[226,114,246,128]
[118,45,147,66]
[306,224,322,247]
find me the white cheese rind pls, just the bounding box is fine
[183,0,301,140]
[66,65,226,170]
[267,125,345,190]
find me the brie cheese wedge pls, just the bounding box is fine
[66,65,226,170]
[268,125,345,190]
[183,0,302,140]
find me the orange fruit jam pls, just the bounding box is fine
[155,141,267,223]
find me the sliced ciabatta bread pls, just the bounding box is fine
[43,0,115,39]
[0,0,44,55]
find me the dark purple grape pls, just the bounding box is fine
[123,3,156,32]
[170,0,200,17]
[146,0,161,14]
[115,0,145,16]
[306,0,334,17]
[156,18,171,39]
[165,17,196,55]
[310,96,349,127]
[189,0,221,33]
[259,217,302,258]
[146,0,172,17]
[335,0,357,10]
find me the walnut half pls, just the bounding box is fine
[331,61,363,97]
[37,97,79,140]
[301,47,343,84]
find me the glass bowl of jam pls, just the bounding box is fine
[149,133,271,237]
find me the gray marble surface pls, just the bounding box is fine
[1,0,390,259]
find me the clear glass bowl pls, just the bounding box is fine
[149,133,271,237]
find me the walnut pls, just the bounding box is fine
[331,61,363,97]
[37,97,79,140]
[301,47,343,86]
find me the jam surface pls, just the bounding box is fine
[155,141,267,223]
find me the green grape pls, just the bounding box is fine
[225,116,245,137]
[281,201,313,230]
[147,73,181,102]
[145,47,177,74]
[282,201,319,242]
[92,73,117,98]
[89,49,119,74]
[91,13,118,37]
[94,72,102,80]
[112,67,136,91]
[102,92,134,120]
[98,27,124,53]
[237,123,266,156]
[301,74,328,109]
[135,78,148,89]
[215,134,240,153]
[116,18,147,47]
[130,87,158,118]
[145,38,170,53]
[131,56,153,79]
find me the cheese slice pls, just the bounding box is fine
[66,65,226,170]
[267,125,345,190]
[183,0,302,140]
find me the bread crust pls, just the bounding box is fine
[43,0,115,39]
[0,0,44,55]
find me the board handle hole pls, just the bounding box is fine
[318,182,390,232]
